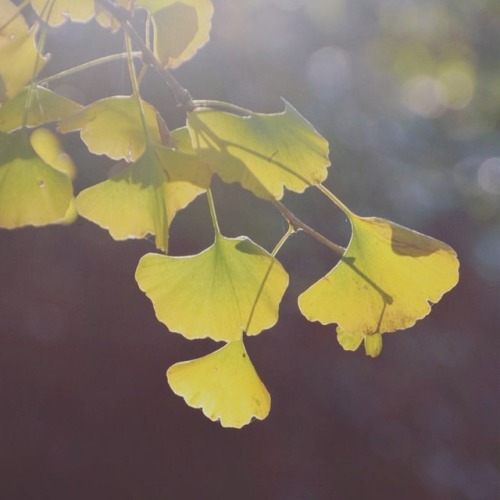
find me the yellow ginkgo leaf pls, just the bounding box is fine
[30,0,95,26]
[0,86,83,132]
[58,96,163,161]
[167,339,271,428]
[135,233,289,341]
[0,129,74,228]
[187,101,330,200]
[76,131,211,251]
[0,2,47,101]
[136,0,213,68]
[30,126,77,179]
[298,212,459,356]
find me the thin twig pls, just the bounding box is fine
[271,199,346,257]
[94,0,195,111]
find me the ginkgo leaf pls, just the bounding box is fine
[58,96,163,161]
[0,129,74,228]
[75,131,211,251]
[95,0,129,32]
[298,212,459,356]
[167,339,271,428]
[136,0,213,68]
[30,0,95,26]
[30,126,76,179]
[0,1,47,101]
[187,101,330,200]
[0,86,83,132]
[135,233,289,341]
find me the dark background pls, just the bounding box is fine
[1,0,499,498]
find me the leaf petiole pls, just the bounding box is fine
[206,188,221,236]
[37,52,142,86]
[316,183,354,217]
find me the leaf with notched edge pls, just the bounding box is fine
[167,339,271,428]
[298,212,459,357]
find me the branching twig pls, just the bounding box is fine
[94,0,195,111]
[271,199,345,257]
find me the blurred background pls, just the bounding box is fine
[1,0,499,498]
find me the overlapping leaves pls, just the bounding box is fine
[75,127,211,251]
[0,0,47,101]
[0,128,75,228]
[136,0,214,68]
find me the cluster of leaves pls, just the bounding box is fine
[0,0,459,428]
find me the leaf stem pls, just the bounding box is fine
[192,100,253,116]
[316,184,353,217]
[206,189,221,236]
[124,32,151,145]
[94,0,195,111]
[271,199,345,257]
[271,224,294,257]
[37,52,142,86]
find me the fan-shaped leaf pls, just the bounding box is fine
[75,130,211,251]
[136,0,213,68]
[0,129,74,228]
[167,339,270,428]
[0,2,47,101]
[58,96,163,161]
[298,213,459,356]
[30,0,95,26]
[135,234,289,341]
[0,86,82,132]
[187,101,330,200]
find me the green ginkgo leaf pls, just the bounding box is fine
[187,101,330,200]
[58,96,163,161]
[75,129,211,251]
[135,233,289,341]
[136,0,213,68]
[30,0,95,26]
[0,129,74,228]
[0,1,47,101]
[298,212,459,357]
[167,339,271,428]
[0,86,83,132]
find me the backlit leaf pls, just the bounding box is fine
[75,129,211,251]
[58,96,163,161]
[31,0,95,26]
[298,212,459,356]
[0,2,47,101]
[0,86,83,132]
[167,339,270,428]
[0,129,74,228]
[187,101,330,200]
[135,234,289,341]
[136,0,213,68]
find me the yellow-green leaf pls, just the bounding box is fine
[0,2,47,101]
[187,101,330,200]
[298,212,459,356]
[136,0,213,68]
[58,96,163,161]
[167,339,270,428]
[30,126,76,178]
[0,129,74,228]
[30,0,95,26]
[75,132,211,251]
[135,234,289,341]
[0,86,83,132]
